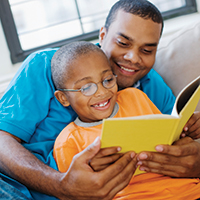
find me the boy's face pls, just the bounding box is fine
[62,51,118,123]
[99,10,162,89]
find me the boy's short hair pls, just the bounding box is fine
[51,41,107,89]
[105,0,163,36]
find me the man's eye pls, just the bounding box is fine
[143,49,153,54]
[117,40,128,46]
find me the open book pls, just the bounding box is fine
[101,75,200,154]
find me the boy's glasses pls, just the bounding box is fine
[58,74,117,96]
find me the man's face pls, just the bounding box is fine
[100,10,162,89]
[63,51,118,123]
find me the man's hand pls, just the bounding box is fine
[0,131,137,200]
[58,137,137,200]
[89,146,123,171]
[137,137,200,178]
[181,111,200,139]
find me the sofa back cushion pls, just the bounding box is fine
[153,20,200,111]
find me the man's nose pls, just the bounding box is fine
[124,49,141,63]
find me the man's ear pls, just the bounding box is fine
[54,90,70,107]
[99,27,107,46]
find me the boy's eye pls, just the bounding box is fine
[81,83,92,92]
[106,77,114,82]
[103,75,116,88]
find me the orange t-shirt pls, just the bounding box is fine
[54,88,200,200]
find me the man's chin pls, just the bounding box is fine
[117,80,136,89]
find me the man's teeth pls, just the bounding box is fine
[121,66,135,72]
[94,101,108,107]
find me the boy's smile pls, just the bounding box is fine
[91,98,111,109]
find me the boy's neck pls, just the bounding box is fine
[74,103,119,127]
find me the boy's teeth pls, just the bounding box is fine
[94,101,108,107]
[121,66,135,72]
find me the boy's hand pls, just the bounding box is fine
[89,146,123,171]
[181,111,200,139]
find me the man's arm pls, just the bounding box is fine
[0,131,137,200]
[137,137,200,178]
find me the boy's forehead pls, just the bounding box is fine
[68,51,111,76]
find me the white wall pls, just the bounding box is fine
[0,0,200,82]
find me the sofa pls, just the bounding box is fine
[153,20,200,111]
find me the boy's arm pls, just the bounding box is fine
[0,131,137,199]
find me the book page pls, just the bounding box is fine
[171,76,200,142]
[171,75,200,117]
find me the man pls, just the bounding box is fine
[98,0,174,114]
[0,0,199,199]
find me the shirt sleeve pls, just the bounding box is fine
[140,69,176,115]
[0,49,57,142]
[53,124,80,173]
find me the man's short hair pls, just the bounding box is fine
[51,41,106,89]
[105,0,163,36]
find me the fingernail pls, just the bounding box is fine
[181,133,186,137]
[137,161,142,165]
[117,147,121,152]
[131,152,135,158]
[139,153,147,159]
[140,166,147,171]
[184,126,188,131]
[155,145,163,152]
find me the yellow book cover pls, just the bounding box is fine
[101,76,200,175]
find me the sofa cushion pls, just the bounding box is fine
[153,20,200,111]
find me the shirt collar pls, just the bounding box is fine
[74,102,119,127]
[133,70,152,88]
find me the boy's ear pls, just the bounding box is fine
[99,27,107,46]
[54,90,70,107]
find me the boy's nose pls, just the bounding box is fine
[94,83,108,97]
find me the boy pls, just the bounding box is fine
[52,41,200,200]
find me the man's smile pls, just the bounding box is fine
[115,62,140,75]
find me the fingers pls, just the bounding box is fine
[137,139,200,178]
[157,138,199,157]
[77,137,101,164]
[137,138,197,161]
[184,111,199,130]
[90,153,123,171]
[98,151,136,186]
[187,127,200,139]
[138,160,188,177]
[95,147,122,158]
[100,152,137,199]
[183,111,200,139]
